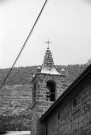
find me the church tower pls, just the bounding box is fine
[31,42,68,135]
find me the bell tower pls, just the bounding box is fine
[31,43,68,135]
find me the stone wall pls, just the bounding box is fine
[32,73,68,117]
[31,104,46,135]
[31,73,69,135]
[46,73,91,135]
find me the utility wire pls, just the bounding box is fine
[0,0,48,89]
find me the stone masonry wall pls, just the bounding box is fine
[35,73,68,117]
[46,73,91,135]
[31,104,46,135]
[31,73,69,135]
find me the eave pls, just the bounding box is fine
[40,64,91,122]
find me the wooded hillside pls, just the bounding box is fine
[0,64,87,86]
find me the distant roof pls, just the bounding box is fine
[40,64,91,122]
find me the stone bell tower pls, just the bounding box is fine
[31,43,68,135]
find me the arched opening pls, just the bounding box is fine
[46,80,56,101]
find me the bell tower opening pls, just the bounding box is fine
[46,80,56,101]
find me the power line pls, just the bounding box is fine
[0,0,48,89]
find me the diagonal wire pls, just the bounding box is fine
[0,0,48,89]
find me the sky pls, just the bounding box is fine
[0,0,91,68]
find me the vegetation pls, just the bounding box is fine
[0,66,37,86]
[0,64,87,86]
[0,113,31,131]
[0,84,32,131]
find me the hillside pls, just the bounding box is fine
[0,84,32,131]
[0,66,37,86]
[0,64,87,86]
[0,64,87,131]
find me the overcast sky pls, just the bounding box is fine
[0,0,91,68]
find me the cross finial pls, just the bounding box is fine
[45,39,51,49]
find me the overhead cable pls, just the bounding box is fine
[0,0,48,89]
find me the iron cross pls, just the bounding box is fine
[45,39,51,48]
